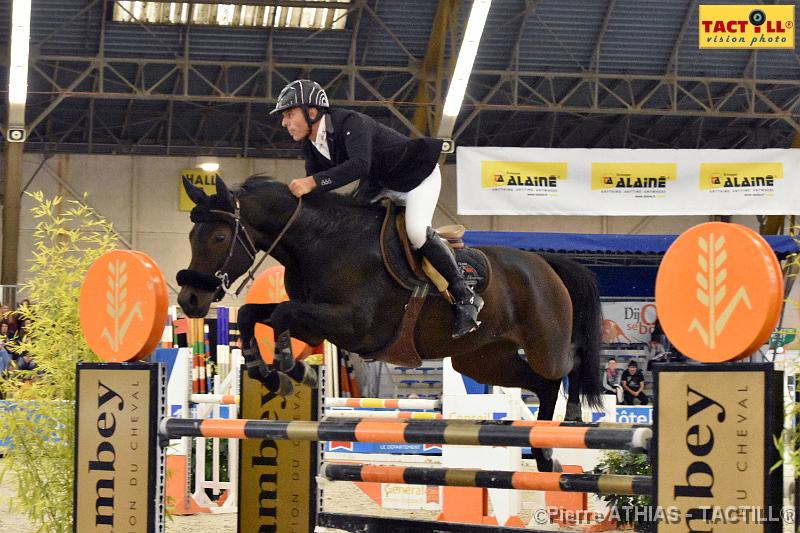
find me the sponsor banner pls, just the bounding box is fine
[457,147,800,215]
[381,484,441,511]
[324,441,442,454]
[654,364,782,533]
[73,363,163,533]
[602,301,658,345]
[615,406,653,425]
[238,370,317,533]
[699,4,794,49]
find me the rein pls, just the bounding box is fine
[178,194,303,299]
[222,196,303,297]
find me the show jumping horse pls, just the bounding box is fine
[177,175,604,472]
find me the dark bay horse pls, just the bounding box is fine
[177,175,603,471]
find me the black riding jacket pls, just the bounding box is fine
[302,108,444,199]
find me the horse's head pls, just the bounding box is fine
[177,177,257,317]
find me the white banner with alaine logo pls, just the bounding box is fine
[457,147,800,215]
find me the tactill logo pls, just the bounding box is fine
[699,4,795,49]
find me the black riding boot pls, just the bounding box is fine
[418,227,483,338]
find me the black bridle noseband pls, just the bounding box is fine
[177,195,302,300]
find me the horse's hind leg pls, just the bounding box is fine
[564,368,583,422]
[449,346,563,472]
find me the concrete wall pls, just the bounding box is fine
[1,152,767,307]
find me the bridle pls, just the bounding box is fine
[177,195,303,300]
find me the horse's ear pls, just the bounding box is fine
[215,177,235,210]
[183,176,208,206]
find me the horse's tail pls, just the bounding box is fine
[539,253,604,409]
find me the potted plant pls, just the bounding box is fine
[593,450,654,532]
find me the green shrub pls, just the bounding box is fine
[593,450,653,532]
[0,193,116,533]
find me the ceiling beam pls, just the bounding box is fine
[411,0,458,136]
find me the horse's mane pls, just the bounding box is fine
[232,174,384,238]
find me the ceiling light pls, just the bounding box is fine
[196,156,220,172]
[8,0,32,125]
[438,0,492,138]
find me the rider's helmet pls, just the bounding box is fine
[270,79,329,126]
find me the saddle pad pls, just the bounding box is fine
[379,202,490,293]
[455,247,491,293]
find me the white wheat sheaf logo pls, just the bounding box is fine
[689,233,752,349]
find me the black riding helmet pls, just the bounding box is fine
[270,79,329,126]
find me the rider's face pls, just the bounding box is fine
[281,107,311,141]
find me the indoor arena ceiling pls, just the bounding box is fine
[1,0,799,158]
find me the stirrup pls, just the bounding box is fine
[452,293,484,339]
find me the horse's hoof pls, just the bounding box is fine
[260,369,294,396]
[551,459,563,473]
[284,359,317,388]
[246,359,272,381]
[274,371,295,396]
[275,331,295,371]
[300,362,318,389]
[564,404,583,422]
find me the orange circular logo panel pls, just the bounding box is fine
[132,251,170,361]
[735,225,784,355]
[80,250,169,362]
[245,266,309,364]
[655,222,782,363]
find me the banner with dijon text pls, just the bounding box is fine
[456,147,800,215]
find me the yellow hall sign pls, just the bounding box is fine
[179,170,219,211]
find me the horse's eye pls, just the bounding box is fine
[214,234,226,243]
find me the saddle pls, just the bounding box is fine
[360,202,492,368]
[379,201,491,294]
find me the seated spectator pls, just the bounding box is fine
[0,304,16,335]
[646,339,668,370]
[16,353,36,372]
[13,318,31,347]
[651,318,669,350]
[0,340,10,399]
[602,358,622,402]
[0,339,12,375]
[621,360,649,405]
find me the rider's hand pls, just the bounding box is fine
[289,176,317,198]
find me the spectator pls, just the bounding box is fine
[646,338,668,370]
[651,317,670,352]
[14,318,31,344]
[16,354,36,372]
[602,358,622,402]
[0,304,16,335]
[0,338,11,375]
[0,338,10,400]
[621,360,649,405]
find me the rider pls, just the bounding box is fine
[271,79,482,338]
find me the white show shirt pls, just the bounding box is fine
[312,117,331,160]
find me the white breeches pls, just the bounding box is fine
[381,165,441,249]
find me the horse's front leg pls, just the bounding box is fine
[270,300,356,388]
[237,303,288,391]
